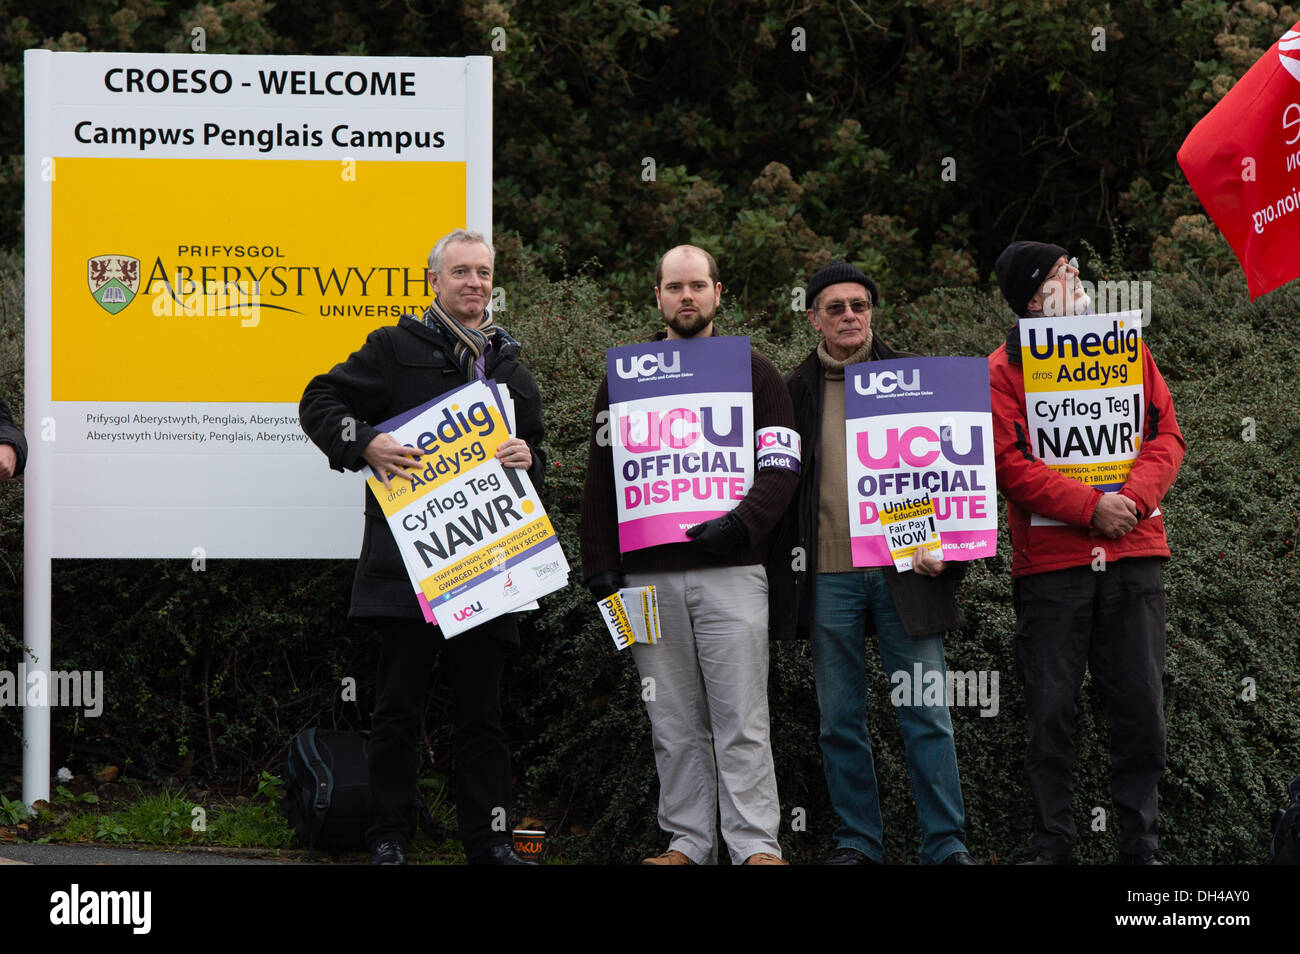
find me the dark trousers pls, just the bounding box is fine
[1012,557,1167,857]
[365,618,512,859]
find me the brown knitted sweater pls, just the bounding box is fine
[815,335,874,573]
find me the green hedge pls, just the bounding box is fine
[0,0,1292,312]
[2,0,1297,862]
[4,244,1297,864]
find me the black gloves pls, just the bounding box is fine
[587,513,750,594]
[586,570,626,600]
[685,512,750,555]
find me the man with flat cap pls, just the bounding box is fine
[769,262,976,866]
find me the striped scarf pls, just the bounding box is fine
[419,296,510,381]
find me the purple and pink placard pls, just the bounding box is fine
[607,337,755,553]
[844,356,997,567]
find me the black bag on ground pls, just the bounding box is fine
[1270,773,1300,864]
[283,728,450,852]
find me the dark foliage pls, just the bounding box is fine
[2,2,1297,864]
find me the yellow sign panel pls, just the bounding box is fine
[1019,317,1144,394]
[52,157,465,401]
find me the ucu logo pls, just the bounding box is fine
[453,601,484,622]
[615,351,681,379]
[853,369,920,395]
[755,425,802,473]
[619,407,744,451]
[857,425,984,469]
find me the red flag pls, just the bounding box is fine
[1177,21,1300,299]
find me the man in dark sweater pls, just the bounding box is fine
[300,229,542,866]
[581,245,798,865]
[768,263,975,865]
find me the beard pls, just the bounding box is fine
[1041,278,1091,317]
[662,302,715,337]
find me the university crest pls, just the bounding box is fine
[87,255,140,314]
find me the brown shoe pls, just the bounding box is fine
[641,850,695,865]
[743,852,788,865]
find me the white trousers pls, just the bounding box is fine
[628,564,782,864]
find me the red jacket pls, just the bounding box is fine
[989,323,1185,577]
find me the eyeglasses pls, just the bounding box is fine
[818,299,872,317]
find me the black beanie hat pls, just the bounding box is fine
[807,262,879,310]
[994,241,1067,317]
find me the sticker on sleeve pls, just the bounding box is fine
[756,426,801,474]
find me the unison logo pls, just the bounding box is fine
[1280,28,1300,82]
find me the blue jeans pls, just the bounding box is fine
[810,570,967,864]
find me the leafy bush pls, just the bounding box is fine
[0,0,1294,313]
[2,1,1297,863]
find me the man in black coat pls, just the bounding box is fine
[0,396,26,481]
[768,263,975,865]
[300,229,543,866]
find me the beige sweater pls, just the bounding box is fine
[816,334,873,574]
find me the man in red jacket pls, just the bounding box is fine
[990,241,1185,865]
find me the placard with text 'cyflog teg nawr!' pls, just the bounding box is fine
[1019,312,1152,526]
[366,379,569,637]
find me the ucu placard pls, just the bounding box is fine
[364,377,571,640]
[843,356,997,567]
[606,337,755,552]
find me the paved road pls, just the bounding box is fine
[0,843,331,865]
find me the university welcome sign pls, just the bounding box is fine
[21,50,491,807]
[26,50,491,557]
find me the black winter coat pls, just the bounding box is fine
[0,397,26,477]
[767,339,966,641]
[300,315,545,633]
